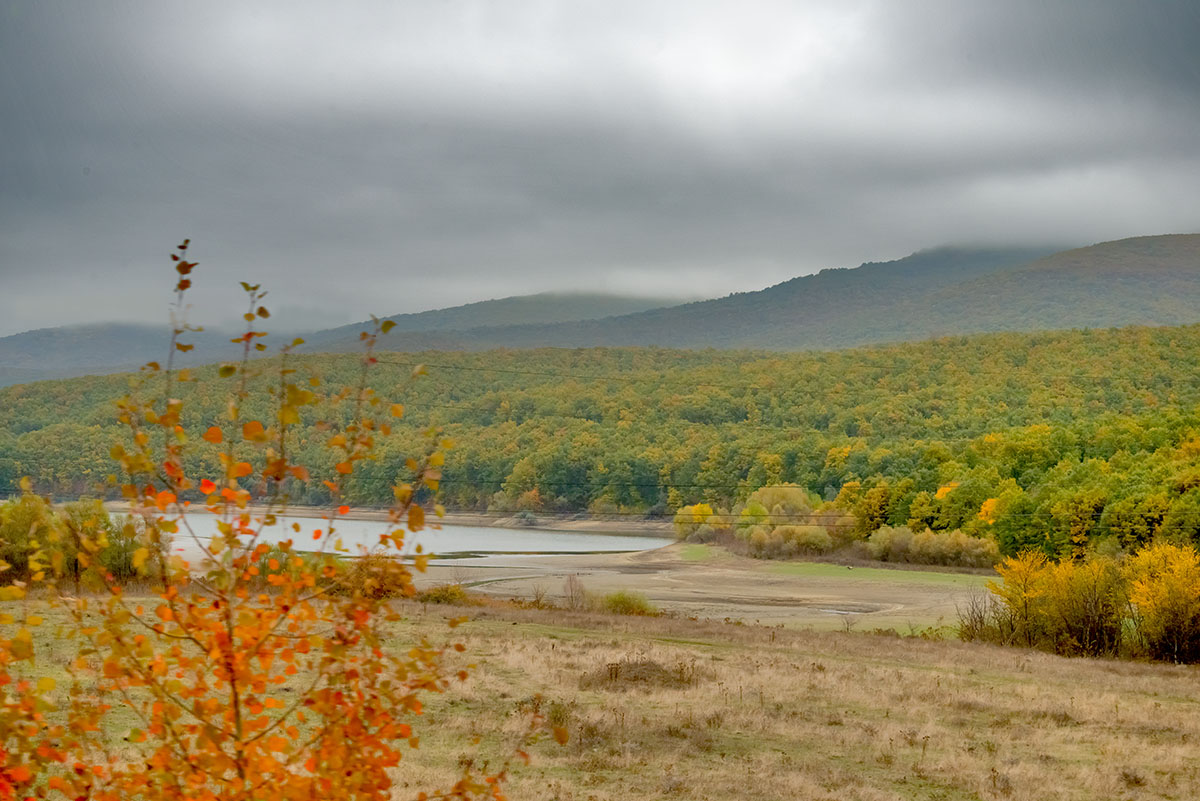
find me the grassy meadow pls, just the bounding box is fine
[11,595,1200,801]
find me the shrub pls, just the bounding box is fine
[96,514,149,585]
[0,494,56,583]
[744,484,815,518]
[988,551,1050,648]
[688,523,721,543]
[602,590,658,616]
[417,582,474,605]
[337,553,417,599]
[1124,542,1200,662]
[1041,556,1125,657]
[563,574,589,610]
[674,503,715,539]
[867,525,914,562]
[783,525,833,554]
[737,500,769,530]
[868,526,999,567]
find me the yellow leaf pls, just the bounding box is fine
[27,615,43,626]
[11,628,33,659]
[408,505,425,532]
[37,676,56,693]
[132,548,150,571]
[391,403,405,418]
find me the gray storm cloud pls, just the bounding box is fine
[1,0,1198,335]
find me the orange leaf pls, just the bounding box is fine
[233,462,253,478]
[337,505,350,516]
[553,726,569,745]
[242,420,264,440]
[202,426,223,444]
[199,479,216,494]
[335,461,352,475]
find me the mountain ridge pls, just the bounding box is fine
[7,234,1200,386]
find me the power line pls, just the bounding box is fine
[374,357,1200,393]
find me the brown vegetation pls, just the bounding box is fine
[397,601,1200,800]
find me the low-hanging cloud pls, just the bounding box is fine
[1,0,1198,336]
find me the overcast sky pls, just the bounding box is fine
[2,1,1199,336]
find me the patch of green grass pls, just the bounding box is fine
[766,561,992,587]
[679,544,714,562]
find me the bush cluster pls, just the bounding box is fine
[674,486,999,567]
[0,496,152,588]
[960,542,1200,662]
[867,526,1000,567]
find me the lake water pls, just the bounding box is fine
[182,515,672,559]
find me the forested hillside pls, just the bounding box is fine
[321,245,1057,351]
[329,235,1200,352]
[7,323,1200,556]
[921,234,1200,333]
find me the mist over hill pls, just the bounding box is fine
[313,235,1200,353]
[7,234,1200,385]
[298,292,682,352]
[310,245,1062,352]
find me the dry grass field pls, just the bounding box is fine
[8,585,1200,800]
[393,602,1200,801]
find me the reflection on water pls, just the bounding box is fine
[182,515,671,558]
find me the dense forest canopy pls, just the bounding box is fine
[6,322,1200,557]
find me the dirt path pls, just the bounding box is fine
[421,543,989,630]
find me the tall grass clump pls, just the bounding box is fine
[602,590,658,616]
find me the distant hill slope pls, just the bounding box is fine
[0,323,247,387]
[323,235,1200,353]
[317,245,1060,352]
[920,235,1200,334]
[299,292,681,352]
[0,293,681,387]
[7,235,1198,384]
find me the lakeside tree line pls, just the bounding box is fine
[6,324,1200,558]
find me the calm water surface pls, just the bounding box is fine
[184,515,671,558]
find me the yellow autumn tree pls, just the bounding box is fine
[987,550,1050,648]
[0,241,551,801]
[1124,542,1200,662]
